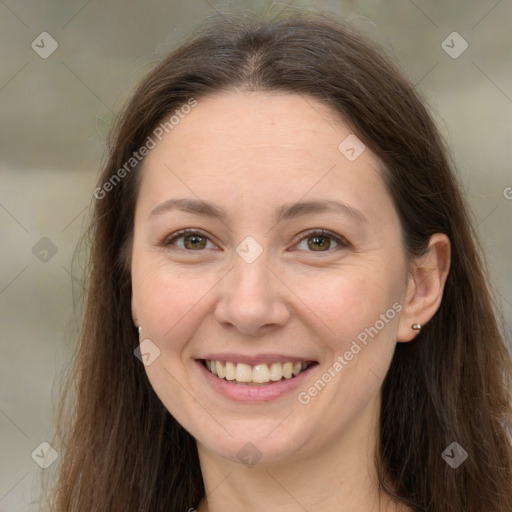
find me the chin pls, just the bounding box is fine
[193,416,318,467]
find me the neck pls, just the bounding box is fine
[195,393,407,512]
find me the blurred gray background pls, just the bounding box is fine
[1,0,511,510]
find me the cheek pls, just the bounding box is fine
[131,263,213,411]
[293,271,401,418]
[131,260,218,347]
[289,266,402,349]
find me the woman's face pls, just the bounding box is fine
[131,90,411,465]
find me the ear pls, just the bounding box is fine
[397,233,451,342]
[131,294,139,328]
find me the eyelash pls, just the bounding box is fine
[161,228,349,253]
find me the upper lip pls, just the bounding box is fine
[199,353,317,365]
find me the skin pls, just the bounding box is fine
[130,90,450,512]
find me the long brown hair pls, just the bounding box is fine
[45,10,512,511]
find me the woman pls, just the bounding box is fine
[46,10,512,512]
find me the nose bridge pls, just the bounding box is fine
[213,237,290,334]
[233,246,271,292]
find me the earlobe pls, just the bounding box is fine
[397,233,451,342]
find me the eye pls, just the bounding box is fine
[161,228,349,253]
[162,229,216,251]
[292,229,349,253]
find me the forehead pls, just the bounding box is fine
[154,90,352,153]
[136,90,392,225]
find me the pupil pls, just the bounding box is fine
[309,236,329,251]
[186,235,205,249]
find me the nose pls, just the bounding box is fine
[213,252,292,336]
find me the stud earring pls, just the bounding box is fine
[411,323,422,332]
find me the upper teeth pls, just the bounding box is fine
[205,360,309,383]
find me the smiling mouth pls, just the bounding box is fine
[202,359,315,385]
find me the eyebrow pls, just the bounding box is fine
[149,198,368,224]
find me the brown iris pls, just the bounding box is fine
[183,234,207,250]
[307,234,331,251]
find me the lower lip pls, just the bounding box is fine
[195,360,317,403]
